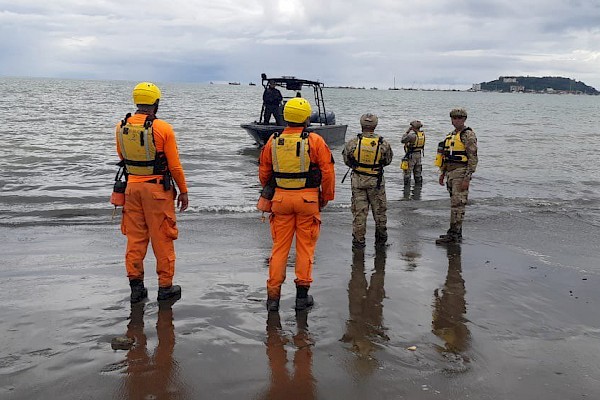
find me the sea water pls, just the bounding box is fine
[1,77,599,235]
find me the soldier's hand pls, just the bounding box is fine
[178,192,189,212]
[438,174,445,186]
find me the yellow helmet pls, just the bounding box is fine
[284,97,312,124]
[132,82,161,105]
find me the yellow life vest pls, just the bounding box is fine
[404,131,426,153]
[271,131,311,189]
[353,134,383,176]
[443,128,469,164]
[117,114,167,175]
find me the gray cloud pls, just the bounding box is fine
[1,0,599,89]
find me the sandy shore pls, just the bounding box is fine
[1,204,599,399]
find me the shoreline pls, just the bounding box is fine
[1,209,599,399]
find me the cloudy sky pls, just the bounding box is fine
[1,0,599,89]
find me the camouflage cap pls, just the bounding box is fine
[449,108,468,118]
[360,113,378,129]
[410,120,423,129]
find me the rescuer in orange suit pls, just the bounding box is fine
[258,97,336,312]
[116,82,189,304]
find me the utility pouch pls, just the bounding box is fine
[257,177,276,213]
[401,156,409,171]
[163,171,172,191]
[434,140,445,167]
[110,162,127,207]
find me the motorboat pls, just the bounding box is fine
[241,73,348,146]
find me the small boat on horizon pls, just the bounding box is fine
[249,82,256,86]
[228,82,240,85]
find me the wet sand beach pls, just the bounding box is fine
[1,201,599,400]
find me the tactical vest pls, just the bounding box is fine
[442,128,470,164]
[404,131,425,153]
[271,131,321,189]
[353,134,383,176]
[117,114,168,176]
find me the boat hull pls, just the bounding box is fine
[241,123,348,147]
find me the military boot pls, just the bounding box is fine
[352,235,366,249]
[375,228,388,246]
[157,285,182,302]
[129,279,148,304]
[295,286,314,311]
[266,298,280,312]
[436,225,462,245]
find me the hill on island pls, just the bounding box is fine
[474,76,599,95]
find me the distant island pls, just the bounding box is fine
[471,76,599,95]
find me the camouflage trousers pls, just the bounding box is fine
[351,185,387,244]
[403,152,422,185]
[446,168,469,234]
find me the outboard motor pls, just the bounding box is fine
[310,111,336,125]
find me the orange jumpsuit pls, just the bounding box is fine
[259,127,335,299]
[116,113,188,287]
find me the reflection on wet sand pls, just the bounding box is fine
[119,302,185,400]
[402,181,422,201]
[401,241,421,272]
[432,244,470,355]
[341,247,389,375]
[261,311,315,400]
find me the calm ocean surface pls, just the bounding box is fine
[1,77,599,230]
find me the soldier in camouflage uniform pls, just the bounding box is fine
[342,114,394,249]
[400,120,425,186]
[436,108,478,244]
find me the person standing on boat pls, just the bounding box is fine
[400,120,425,187]
[342,114,393,249]
[436,108,478,245]
[258,97,336,312]
[115,82,189,303]
[262,80,284,126]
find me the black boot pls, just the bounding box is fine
[157,285,182,302]
[352,236,366,249]
[295,286,314,311]
[266,298,280,312]
[375,228,388,246]
[129,279,148,304]
[436,226,462,244]
[438,224,462,240]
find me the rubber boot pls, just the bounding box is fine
[295,286,314,311]
[414,176,423,185]
[129,279,148,304]
[157,285,182,302]
[266,298,280,312]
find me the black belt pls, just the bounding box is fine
[144,178,164,184]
